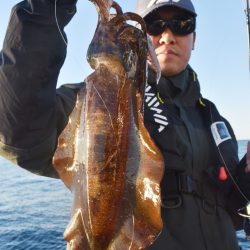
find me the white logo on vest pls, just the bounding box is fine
[211,121,232,146]
[145,83,169,133]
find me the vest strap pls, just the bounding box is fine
[161,171,224,214]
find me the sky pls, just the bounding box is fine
[0,0,250,140]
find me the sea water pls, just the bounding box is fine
[0,140,249,250]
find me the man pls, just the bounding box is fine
[0,0,249,249]
[135,1,247,249]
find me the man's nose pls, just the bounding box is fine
[159,28,176,45]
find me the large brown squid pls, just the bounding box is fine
[53,0,164,249]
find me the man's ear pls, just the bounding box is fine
[192,31,196,50]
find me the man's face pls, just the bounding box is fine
[146,8,196,77]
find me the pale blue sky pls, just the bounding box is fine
[1,0,250,139]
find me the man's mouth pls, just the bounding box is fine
[156,49,178,56]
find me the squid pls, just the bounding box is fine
[53,0,164,249]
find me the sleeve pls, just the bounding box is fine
[225,118,249,195]
[0,0,79,178]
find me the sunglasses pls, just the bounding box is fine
[146,17,196,36]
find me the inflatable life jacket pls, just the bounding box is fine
[143,66,248,229]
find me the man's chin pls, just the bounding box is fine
[158,60,178,76]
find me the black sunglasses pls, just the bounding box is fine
[146,17,196,36]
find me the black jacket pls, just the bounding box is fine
[0,1,249,250]
[0,0,80,178]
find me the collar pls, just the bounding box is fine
[147,65,201,106]
[165,68,189,92]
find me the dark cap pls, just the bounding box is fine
[135,0,197,18]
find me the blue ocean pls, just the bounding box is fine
[0,140,249,250]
